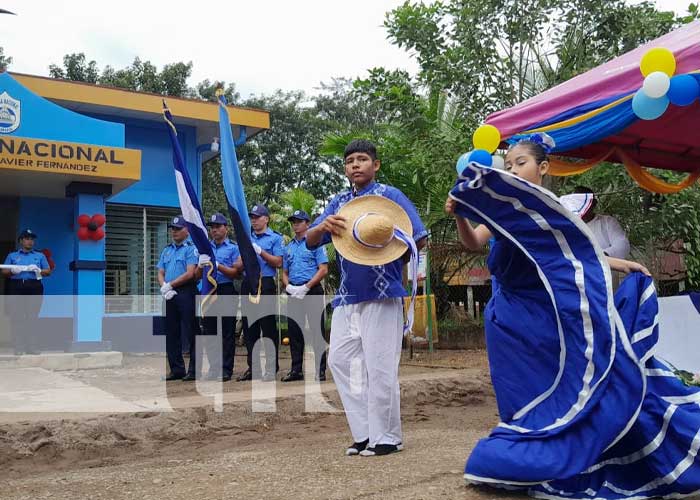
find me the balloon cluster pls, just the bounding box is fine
[77,213,106,241]
[456,124,505,175]
[632,47,699,120]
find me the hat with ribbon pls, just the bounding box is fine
[332,195,420,336]
[332,196,413,266]
[560,192,595,218]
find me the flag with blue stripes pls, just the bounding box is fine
[217,91,261,299]
[162,100,217,310]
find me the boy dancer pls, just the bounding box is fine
[306,139,427,456]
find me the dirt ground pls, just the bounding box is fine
[0,349,528,500]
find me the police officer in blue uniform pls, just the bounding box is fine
[282,210,329,382]
[199,213,243,382]
[236,204,285,381]
[157,216,199,381]
[2,229,51,355]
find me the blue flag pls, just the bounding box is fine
[217,93,261,299]
[162,100,217,309]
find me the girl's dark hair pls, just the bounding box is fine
[344,139,377,161]
[509,140,549,164]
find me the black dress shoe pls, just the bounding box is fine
[316,372,326,382]
[281,371,304,382]
[220,374,232,382]
[236,370,252,382]
[163,373,184,381]
[182,374,197,382]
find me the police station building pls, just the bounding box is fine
[0,71,269,351]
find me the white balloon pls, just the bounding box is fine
[642,71,671,99]
[492,155,505,170]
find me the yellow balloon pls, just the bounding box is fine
[640,47,676,77]
[473,124,501,153]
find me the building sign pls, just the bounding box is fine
[0,91,20,133]
[0,135,141,181]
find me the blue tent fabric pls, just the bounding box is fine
[509,99,638,153]
[450,164,700,498]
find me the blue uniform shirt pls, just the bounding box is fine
[309,182,427,308]
[284,236,328,285]
[4,249,49,280]
[211,238,240,284]
[157,240,198,283]
[252,228,285,278]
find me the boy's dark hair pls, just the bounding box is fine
[344,139,377,161]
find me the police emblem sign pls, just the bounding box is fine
[0,91,20,134]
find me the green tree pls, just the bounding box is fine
[320,0,700,303]
[236,90,347,206]
[49,53,99,83]
[0,47,11,71]
[384,0,682,119]
[99,58,193,96]
[195,79,240,104]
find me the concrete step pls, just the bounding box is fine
[0,351,123,371]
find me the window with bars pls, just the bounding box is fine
[105,204,181,313]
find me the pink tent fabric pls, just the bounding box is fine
[485,21,700,172]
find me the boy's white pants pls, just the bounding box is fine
[328,298,403,447]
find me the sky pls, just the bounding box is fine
[1,0,420,98]
[0,0,689,99]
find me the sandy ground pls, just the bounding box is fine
[0,349,527,500]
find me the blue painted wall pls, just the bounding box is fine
[0,73,124,146]
[86,113,200,206]
[18,197,74,295]
[17,197,74,317]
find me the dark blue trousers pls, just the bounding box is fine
[165,284,198,377]
[200,282,238,378]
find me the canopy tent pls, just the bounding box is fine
[485,21,700,193]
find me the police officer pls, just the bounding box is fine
[282,210,329,382]
[157,216,199,381]
[199,213,242,382]
[236,204,284,382]
[2,229,51,355]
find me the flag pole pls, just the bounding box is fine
[425,194,434,353]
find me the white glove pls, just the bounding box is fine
[198,254,211,267]
[286,284,310,299]
[252,243,262,255]
[9,265,23,275]
[160,282,172,295]
[164,290,178,301]
[27,264,41,277]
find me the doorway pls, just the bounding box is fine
[0,196,19,349]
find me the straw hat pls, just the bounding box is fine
[332,195,413,266]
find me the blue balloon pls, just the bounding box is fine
[667,74,700,106]
[456,152,471,175]
[632,90,669,120]
[469,149,493,167]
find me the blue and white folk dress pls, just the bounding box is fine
[450,163,700,499]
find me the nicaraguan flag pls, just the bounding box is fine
[163,100,217,309]
[217,92,261,299]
